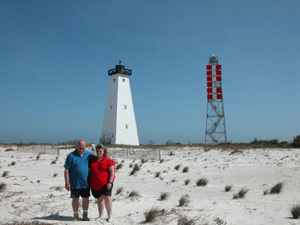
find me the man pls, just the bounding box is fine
[64,140,95,221]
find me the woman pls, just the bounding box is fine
[89,144,115,222]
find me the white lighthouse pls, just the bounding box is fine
[100,61,139,146]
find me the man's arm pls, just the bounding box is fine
[64,168,71,191]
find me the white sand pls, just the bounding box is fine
[0,146,300,225]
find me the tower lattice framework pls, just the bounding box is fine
[205,55,227,144]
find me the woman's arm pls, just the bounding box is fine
[106,165,115,190]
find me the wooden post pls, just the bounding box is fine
[158,148,161,161]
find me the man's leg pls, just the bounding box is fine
[82,197,90,221]
[72,198,79,220]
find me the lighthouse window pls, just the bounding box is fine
[124,105,127,109]
[125,124,128,129]
[112,134,114,137]
[110,106,112,109]
[113,78,116,82]
[122,78,125,82]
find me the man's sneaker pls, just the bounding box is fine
[73,214,79,221]
[107,215,112,222]
[82,212,90,221]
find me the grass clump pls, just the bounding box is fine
[160,192,169,201]
[116,187,123,195]
[174,164,181,170]
[270,182,283,194]
[128,190,141,198]
[2,171,9,177]
[0,183,6,192]
[233,188,249,199]
[178,194,190,206]
[129,163,140,175]
[144,207,165,223]
[184,179,190,185]
[196,178,208,186]
[155,171,161,178]
[141,158,148,164]
[182,166,189,173]
[116,163,123,170]
[36,153,41,160]
[177,215,199,225]
[5,148,14,152]
[291,204,300,219]
[225,185,232,192]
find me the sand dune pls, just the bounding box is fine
[0,146,300,225]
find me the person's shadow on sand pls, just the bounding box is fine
[33,214,74,221]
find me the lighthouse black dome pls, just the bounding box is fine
[108,61,132,76]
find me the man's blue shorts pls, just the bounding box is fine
[70,189,90,198]
[91,183,113,198]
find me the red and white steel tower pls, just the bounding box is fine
[205,55,227,144]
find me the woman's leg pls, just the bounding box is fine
[97,195,105,216]
[104,196,112,216]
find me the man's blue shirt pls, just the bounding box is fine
[64,150,96,189]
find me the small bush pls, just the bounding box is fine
[214,217,228,225]
[141,159,148,164]
[233,188,248,199]
[155,171,161,178]
[291,134,300,148]
[179,194,190,206]
[36,153,41,160]
[116,163,123,170]
[160,159,164,163]
[129,170,136,176]
[177,215,198,225]
[174,164,181,170]
[169,151,174,156]
[50,160,56,165]
[2,171,9,177]
[129,163,133,168]
[270,182,283,194]
[184,179,190,185]
[160,192,169,200]
[171,178,177,182]
[225,185,232,192]
[263,190,269,195]
[144,207,165,223]
[53,173,58,177]
[133,164,140,172]
[5,148,14,152]
[11,161,16,166]
[0,183,6,192]
[128,190,141,198]
[291,204,300,219]
[182,166,189,173]
[196,178,208,186]
[116,187,123,195]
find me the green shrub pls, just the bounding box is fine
[291,204,300,219]
[291,135,300,148]
[270,182,283,194]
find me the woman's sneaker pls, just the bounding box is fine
[107,215,112,222]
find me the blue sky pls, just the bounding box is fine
[1,0,299,145]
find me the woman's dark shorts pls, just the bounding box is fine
[70,188,90,198]
[91,183,113,198]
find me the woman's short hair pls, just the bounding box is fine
[96,144,104,150]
